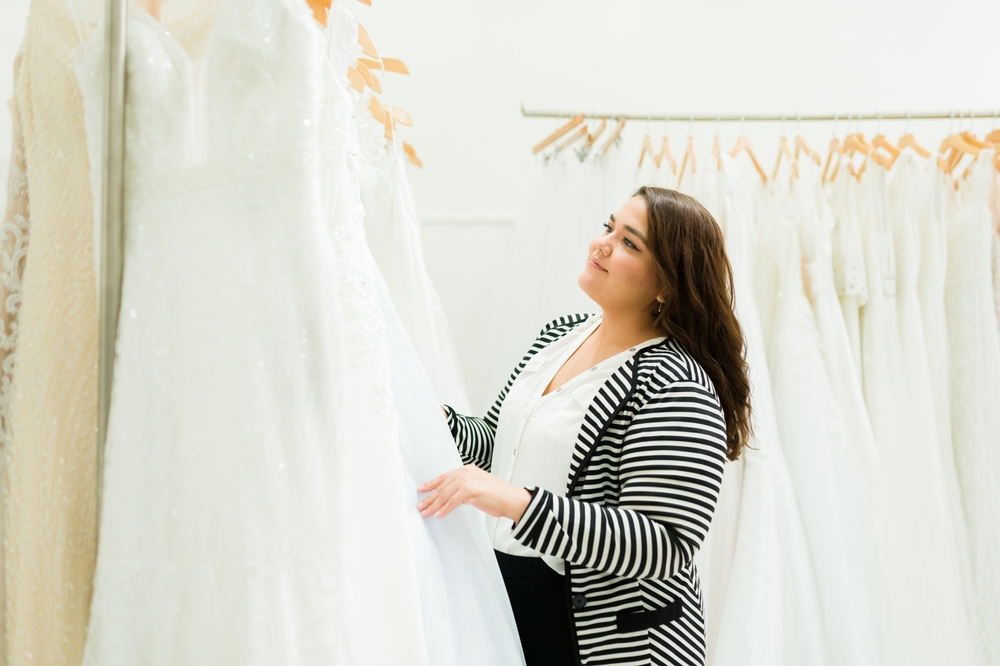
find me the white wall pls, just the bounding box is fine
[354,0,1000,412]
[1,0,997,412]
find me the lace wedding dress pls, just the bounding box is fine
[948,149,1000,665]
[0,0,101,661]
[73,0,522,662]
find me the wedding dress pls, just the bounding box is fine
[0,0,102,661]
[703,156,824,666]
[73,0,522,662]
[948,149,1000,664]
[757,166,880,666]
[351,82,471,412]
[889,152,972,592]
[916,154,973,598]
[827,162,868,382]
[856,162,977,666]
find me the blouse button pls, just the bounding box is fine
[571,594,588,609]
[556,387,563,393]
[629,347,636,353]
[590,366,597,372]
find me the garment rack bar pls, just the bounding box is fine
[520,105,999,123]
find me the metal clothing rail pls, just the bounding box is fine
[520,104,1000,123]
[98,0,128,528]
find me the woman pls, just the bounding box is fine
[418,186,751,666]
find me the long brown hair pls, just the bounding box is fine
[634,186,751,461]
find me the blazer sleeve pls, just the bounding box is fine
[443,313,593,473]
[509,379,728,581]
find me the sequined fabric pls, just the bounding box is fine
[1,0,99,663]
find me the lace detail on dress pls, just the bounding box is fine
[0,83,30,447]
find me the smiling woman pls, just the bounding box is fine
[419,186,752,666]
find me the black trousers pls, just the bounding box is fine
[495,550,576,666]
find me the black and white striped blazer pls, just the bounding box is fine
[444,314,728,666]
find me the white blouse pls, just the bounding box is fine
[486,315,665,573]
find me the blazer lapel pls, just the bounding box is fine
[565,355,637,496]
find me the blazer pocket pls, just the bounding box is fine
[616,599,683,633]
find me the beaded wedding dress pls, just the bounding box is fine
[72,0,522,662]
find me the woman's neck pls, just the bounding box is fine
[592,308,660,351]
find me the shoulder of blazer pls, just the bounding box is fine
[634,337,720,400]
[538,313,593,339]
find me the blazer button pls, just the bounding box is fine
[571,594,587,609]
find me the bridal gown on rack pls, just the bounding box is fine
[948,149,1000,664]
[701,156,824,666]
[350,81,471,412]
[0,0,101,661]
[856,162,977,666]
[757,166,879,666]
[889,152,972,592]
[73,0,522,662]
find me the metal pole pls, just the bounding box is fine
[98,0,128,527]
[519,104,1000,123]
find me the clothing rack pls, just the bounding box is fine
[520,105,999,123]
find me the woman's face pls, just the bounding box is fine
[578,196,663,315]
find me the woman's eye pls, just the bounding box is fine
[602,222,612,232]
[623,238,637,249]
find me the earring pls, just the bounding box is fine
[655,301,663,315]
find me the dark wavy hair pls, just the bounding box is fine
[634,186,751,461]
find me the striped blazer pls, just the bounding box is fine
[444,314,728,666]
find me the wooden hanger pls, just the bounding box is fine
[794,135,822,165]
[368,96,385,123]
[305,0,331,25]
[638,134,656,168]
[357,57,410,75]
[939,134,980,174]
[580,119,607,154]
[822,137,843,183]
[872,134,901,166]
[357,24,379,59]
[345,66,366,94]
[960,131,990,150]
[387,105,412,127]
[986,128,1000,144]
[676,135,697,189]
[532,115,585,155]
[402,142,422,168]
[659,136,678,175]
[728,135,767,182]
[711,134,722,169]
[772,136,798,180]
[600,118,626,156]
[355,0,371,5]
[354,62,382,94]
[556,125,588,152]
[897,133,930,158]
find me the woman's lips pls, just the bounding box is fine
[589,258,607,272]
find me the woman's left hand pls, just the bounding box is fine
[418,465,531,522]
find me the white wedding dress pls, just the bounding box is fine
[73,0,522,663]
[757,165,880,666]
[948,149,1000,665]
[701,156,825,666]
[348,39,471,412]
[856,162,977,666]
